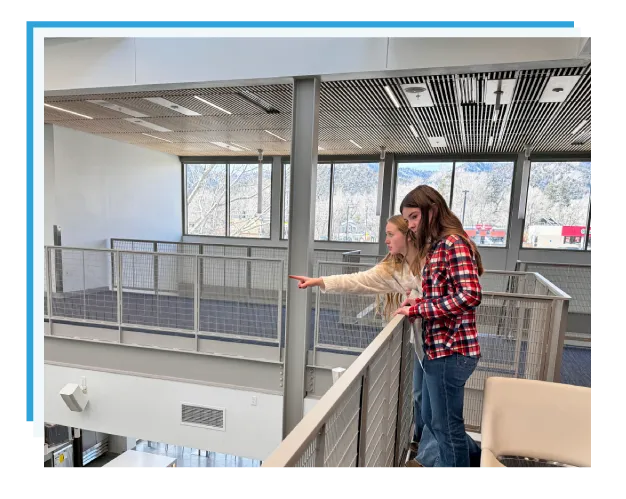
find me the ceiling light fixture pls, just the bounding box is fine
[193,96,232,115]
[237,90,279,114]
[409,125,419,138]
[384,85,401,108]
[125,118,171,133]
[264,130,287,141]
[143,97,201,116]
[571,120,589,135]
[87,100,148,118]
[211,142,243,152]
[44,103,93,120]
[488,136,494,147]
[142,133,173,143]
[349,140,362,149]
[230,142,251,151]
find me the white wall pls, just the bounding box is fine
[44,364,283,461]
[46,125,182,249]
[44,37,590,93]
[44,125,57,246]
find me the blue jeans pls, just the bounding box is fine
[412,353,439,467]
[421,353,482,467]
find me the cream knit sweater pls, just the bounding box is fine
[321,261,423,357]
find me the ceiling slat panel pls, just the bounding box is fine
[44,64,590,156]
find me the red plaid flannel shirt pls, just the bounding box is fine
[409,234,482,360]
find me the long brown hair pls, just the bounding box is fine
[400,185,484,275]
[375,215,422,319]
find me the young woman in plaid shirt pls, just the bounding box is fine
[396,185,483,467]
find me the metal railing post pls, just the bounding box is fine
[115,251,123,343]
[82,250,87,320]
[277,262,284,362]
[194,255,200,352]
[45,247,54,333]
[356,367,369,467]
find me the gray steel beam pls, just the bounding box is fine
[283,76,320,437]
[270,155,283,242]
[378,153,395,255]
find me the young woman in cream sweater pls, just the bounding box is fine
[290,215,438,466]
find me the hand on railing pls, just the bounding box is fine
[289,275,325,290]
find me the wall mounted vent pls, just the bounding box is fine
[181,404,225,431]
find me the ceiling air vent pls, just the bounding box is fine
[181,404,225,431]
[400,83,434,107]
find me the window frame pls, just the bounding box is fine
[182,157,274,240]
[520,157,591,252]
[281,158,382,243]
[393,156,517,249]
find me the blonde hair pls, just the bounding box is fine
[375,215,422,320]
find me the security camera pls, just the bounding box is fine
[60,383,89,412]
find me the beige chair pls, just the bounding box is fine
[480,377,591,467]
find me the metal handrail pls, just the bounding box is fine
[263,315,406,467]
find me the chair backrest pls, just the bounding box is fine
[481,377,591,467]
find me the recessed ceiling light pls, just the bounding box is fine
[264,130,287,141]
[401,84,434,108]
[194,96,232,115]
[384,85,401,108]
[409,125,419,138]
[142,133,173,143]
[87,100,148,118]
[349,140,362,149]
[571,120,588,135]
[44,103,93,120]
[539,75,581,103]
[125,118,171,133]
[143,97,201,116]
[211,142,243,152]
[484,80,516,106]
[428,137,447,148]
[230,142,251,151]
[488,136,494,147]
[318,146,325,151]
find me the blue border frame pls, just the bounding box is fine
[26,19,575,421]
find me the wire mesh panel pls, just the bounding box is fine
[464,295,553,429]
[264,317,412,468]
[321,379,363,467]
[120,252,195,331]
[518,263,590,315]
[200,245,248,289]
[396,323,415,466]
[365,328,403,469]
[198,256,283,342]
[250,247,289,289]
[48,248,117,324]
[314,262,386,350]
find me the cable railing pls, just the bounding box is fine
[263,315,414,467]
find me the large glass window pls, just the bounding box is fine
[450,162,515,247]
[282,162,380,242]
[394,162,453,214]
[394,161,513,247]
[523,161,591,250]
[185,162,272,238]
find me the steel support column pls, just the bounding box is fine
[377,153,395,255]
[283,76,320,437]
